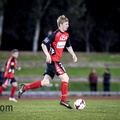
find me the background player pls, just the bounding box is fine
[18,15,77,109]
[0,49,21,102]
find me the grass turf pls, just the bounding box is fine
[15,67,120,77]
[0,99,120,120]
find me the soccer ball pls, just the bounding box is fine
[74,99,86,110]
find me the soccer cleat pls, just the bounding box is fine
[18,84,25,98]
[60,100,73,109]
[9,97,18,102]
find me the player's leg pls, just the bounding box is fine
[59,73,69,102]
[9,79,18,102]
[18,75,52,98]
[59,73,72,109]
[24,74,52,90]
[0,85,5,94]
[0,78,9,94]
[53,61,72,109]
[18,80,42,98]
[18,62,54,98]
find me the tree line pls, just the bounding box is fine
[0,0,120,52]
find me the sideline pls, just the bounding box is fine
[0,95,120,101]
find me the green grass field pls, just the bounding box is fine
[0,51,120,92]
[0,99,120,120]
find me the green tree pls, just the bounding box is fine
[32,0,51,52]
[63,0,95,52]
[0,0,7,48]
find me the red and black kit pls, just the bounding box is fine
[42,29,71,78]
[4,56,17,85]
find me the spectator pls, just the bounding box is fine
[0,67,5,86]
[103,68,111,92]
[88,69,98,91]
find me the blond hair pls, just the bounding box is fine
[57,15,69,27]
[12,49,19,53]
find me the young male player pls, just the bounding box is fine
[18,15,77,109]
[0,49,21,102]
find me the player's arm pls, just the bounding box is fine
[11,60,21,70]
[15,66,21,70]
[66,38,77,63]
[41,42,51,63]
[66,46,77,63]
[41,33,55,63]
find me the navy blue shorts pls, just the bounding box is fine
[43,61,66,79]
[4,77,17,86]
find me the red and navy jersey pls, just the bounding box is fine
[4,56,17,78]
[42,29,71,61]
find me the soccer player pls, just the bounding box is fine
[0,49,21,102]
[18,15,77,109]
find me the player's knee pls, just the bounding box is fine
[41,79,50,86]
[12,82,18,87]
[2,84,7,88]
[66,76,69,82]
[62,76,69,82]
[60,73,69,82]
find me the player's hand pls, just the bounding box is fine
[17,66,21,70]
[46,54,51,63]
[72,55,77,63]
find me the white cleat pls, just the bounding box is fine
[9,97,18,102]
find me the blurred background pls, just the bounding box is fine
[0,0,120,97]
[0,0,120,52]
